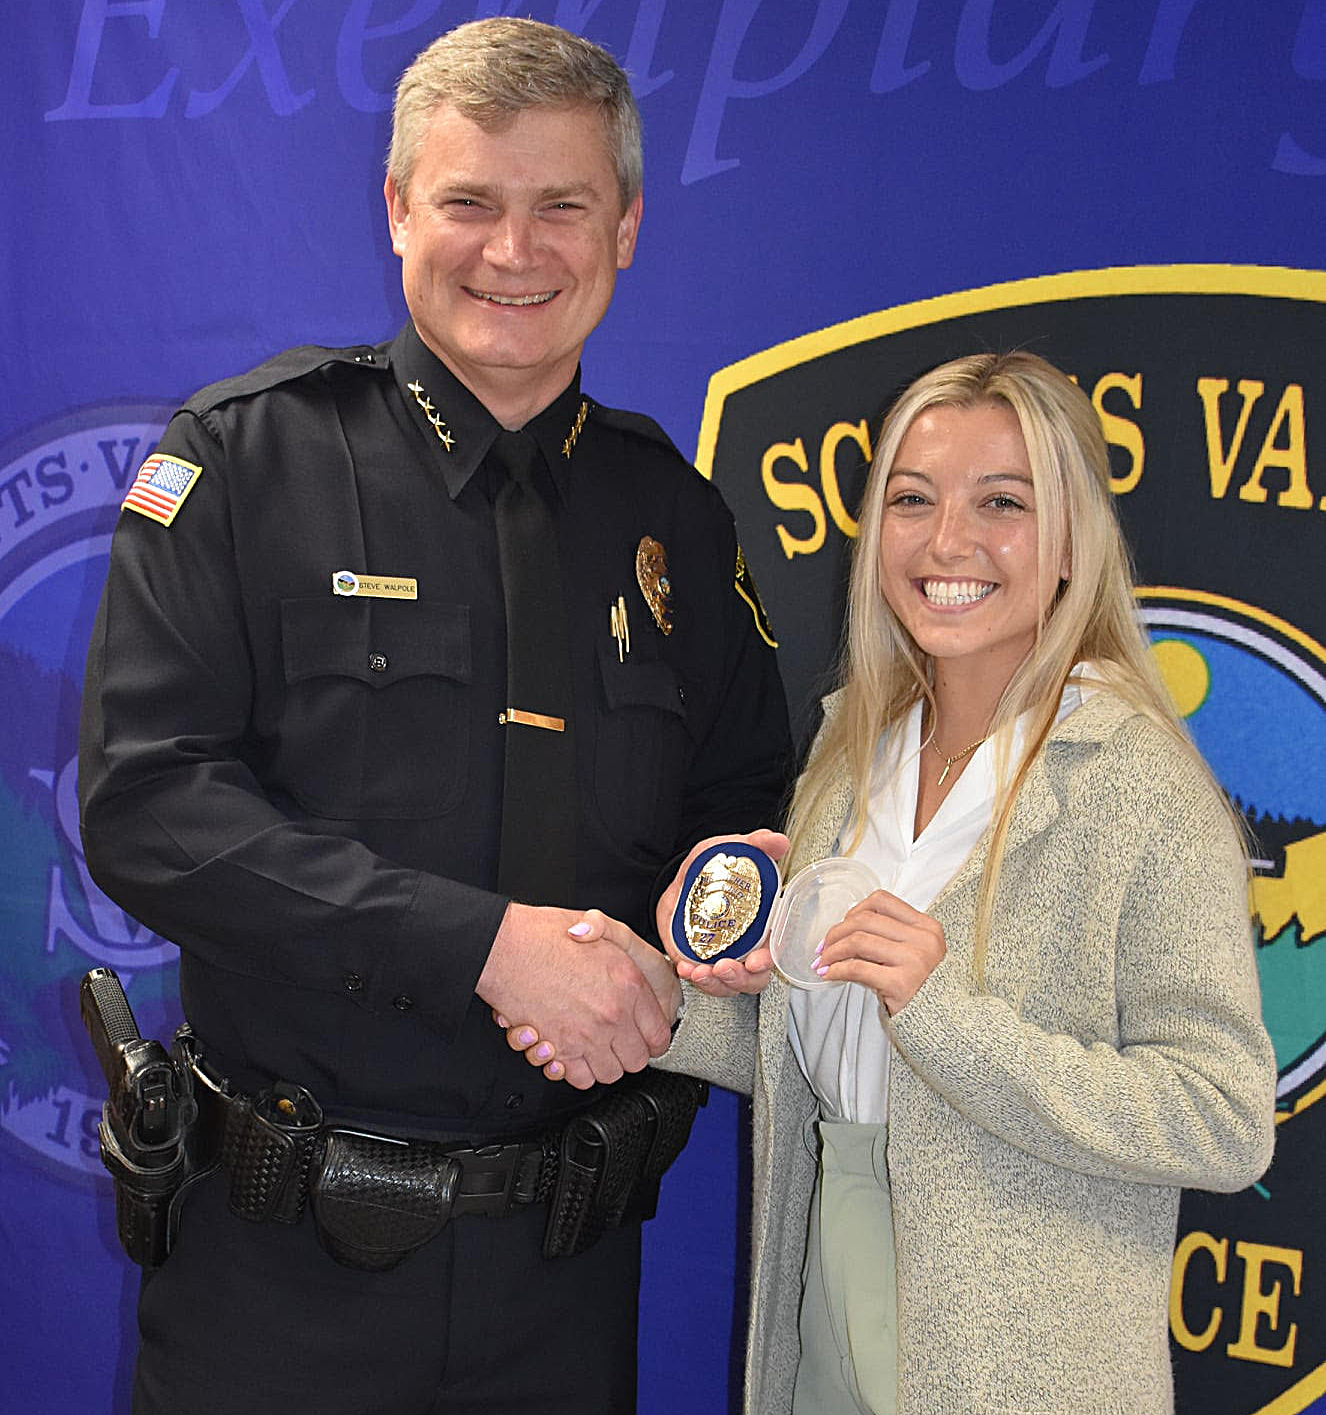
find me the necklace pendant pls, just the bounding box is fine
[937,760,952,787]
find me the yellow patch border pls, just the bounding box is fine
[694,264,1326,476]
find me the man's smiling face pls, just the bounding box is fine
[385,101,642,422]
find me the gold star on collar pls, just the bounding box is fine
[561,399,589,458]
[407,380,455,451]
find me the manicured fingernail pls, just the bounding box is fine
[568,922,591,937]
[516,1027,536,1046]
[814,939,824,955]
[495,1014,509,1028]
[814,963,829,976]
[547,1061,564,1078]
[534,1042,553,1061]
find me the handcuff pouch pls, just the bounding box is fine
[310,1130,460,1271]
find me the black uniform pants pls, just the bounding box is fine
[131,1167,641,1414]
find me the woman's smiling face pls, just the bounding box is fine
[879,400,1066,689]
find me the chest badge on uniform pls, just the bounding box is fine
[635,535,673,635]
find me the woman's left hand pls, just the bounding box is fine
[815,890,946,1015]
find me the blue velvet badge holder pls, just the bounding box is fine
[670,841,780,965]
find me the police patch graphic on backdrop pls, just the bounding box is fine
[697,265,1326,729]
[0,406,179,1184]
[699,267,1326,1414]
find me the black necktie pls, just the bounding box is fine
[490,429,577,905]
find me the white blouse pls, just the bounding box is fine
[787,679,1090,1124]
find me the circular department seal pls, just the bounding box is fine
[0,405,181,1185]
[1141,589,1326,1122]
[1142,589,1326,1412]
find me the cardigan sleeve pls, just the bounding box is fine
[887,729,1277,1192]
[653,982,761,1095]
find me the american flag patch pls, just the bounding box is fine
[122,453,203,527]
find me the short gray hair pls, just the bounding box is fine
[387,17,643,209]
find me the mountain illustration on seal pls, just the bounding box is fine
[1243,807,1326,1100]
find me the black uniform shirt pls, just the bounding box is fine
[79,322,791,1138]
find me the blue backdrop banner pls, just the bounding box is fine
[4,5,1324,1413]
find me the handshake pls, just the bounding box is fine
[478,829,788,1092]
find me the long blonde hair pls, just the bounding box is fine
[785,351,1226,980]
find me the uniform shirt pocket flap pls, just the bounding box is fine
[596,640,686,720]
[282,598,472,689]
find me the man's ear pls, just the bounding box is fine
[384,173,410,258]
[616,192,643,270]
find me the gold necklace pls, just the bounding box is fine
[930,734,986,786]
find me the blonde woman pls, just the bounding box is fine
[509,351,1276,1414]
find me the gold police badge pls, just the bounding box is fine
[682,852,764,961]
[635,535,673,634]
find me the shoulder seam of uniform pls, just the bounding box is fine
[589,401,687,460]
[182,343,388,415]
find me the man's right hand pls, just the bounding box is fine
[476,902,676,1090]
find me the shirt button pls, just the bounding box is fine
[344,973,364,993]
[504,1093,524,1111]
[368,653,388,673]
[392,994,414,1012]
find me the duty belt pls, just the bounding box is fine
[177,1032,705,1271]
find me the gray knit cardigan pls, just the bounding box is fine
[657,690,1276,1415]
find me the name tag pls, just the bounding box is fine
[331,570,417,600]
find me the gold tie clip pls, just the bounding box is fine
[499,708,565,732]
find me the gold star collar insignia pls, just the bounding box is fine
[407,380,455,451]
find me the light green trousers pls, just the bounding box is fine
[791,1120,899,1415]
